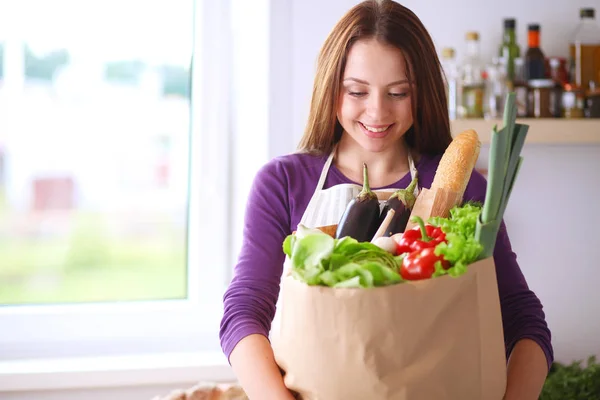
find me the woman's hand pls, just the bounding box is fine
[229,334,296,400]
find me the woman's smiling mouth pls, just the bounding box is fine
[359,122,394,138]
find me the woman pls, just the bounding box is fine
[220,1,553,399]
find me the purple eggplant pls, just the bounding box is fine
[335,163,380,242]
[380,172,419,237]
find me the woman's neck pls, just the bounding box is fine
[333,135,413,188]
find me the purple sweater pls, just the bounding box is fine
[219,151,554,369]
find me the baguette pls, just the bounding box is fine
[430,129,481,199]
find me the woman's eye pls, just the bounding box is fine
[347,90,408,98]
[349,91,366,97]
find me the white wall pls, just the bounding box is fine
[280,0,600,365]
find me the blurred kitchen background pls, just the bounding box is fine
[441,9,600,121]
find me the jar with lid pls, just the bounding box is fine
[585,82,600,117]
[549,57,569,86]
[527,79,560,118]
[513,57,529,117]
[562,84,586,118]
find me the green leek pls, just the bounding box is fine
[475,93,529,259]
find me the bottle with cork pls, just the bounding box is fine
[440,47,459,120]
[458,31,485,118]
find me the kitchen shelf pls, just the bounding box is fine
[450,118,600,145]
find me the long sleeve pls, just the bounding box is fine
[493,221,554,370]
[219,158,292,361]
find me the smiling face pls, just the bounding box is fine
[337,38,414,154]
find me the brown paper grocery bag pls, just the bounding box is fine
[271,257,506,400]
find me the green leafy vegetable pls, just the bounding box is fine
[290,233,335,271]
[541,356,600,400]
[282,231,402,288]
[428,202,484,277]
[284,202,485,287]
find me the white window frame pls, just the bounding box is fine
[0,0,294,391]
[0,0,232,363]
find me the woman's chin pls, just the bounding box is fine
[358,138,393,153]
[358,131,401,153]
[341,129,405,153]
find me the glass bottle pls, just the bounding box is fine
[459,31,485,118]
[440,47,459,120]
[484,58,507,119]
[569,8,600,90]
[499,18,521,84]
[525,24,547,80]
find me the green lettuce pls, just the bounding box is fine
[282,228,403,288]
[428,202,484,277]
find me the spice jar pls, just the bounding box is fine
[585,88,600,118]
[562,84,586,118]
[513,58,529,117]
[527,79,559,118]
[549,57,569,86]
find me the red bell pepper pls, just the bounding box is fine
[400,247,450,280]
[394,216,447,255]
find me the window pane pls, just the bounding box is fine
[0,1,194,305]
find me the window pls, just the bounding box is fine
[0,0,237,362]
[0,2,192,307]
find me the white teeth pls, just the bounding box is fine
[362,123,391,133]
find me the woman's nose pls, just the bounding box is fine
[365,94,390,119]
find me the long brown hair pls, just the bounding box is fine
[297,0,452,156]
